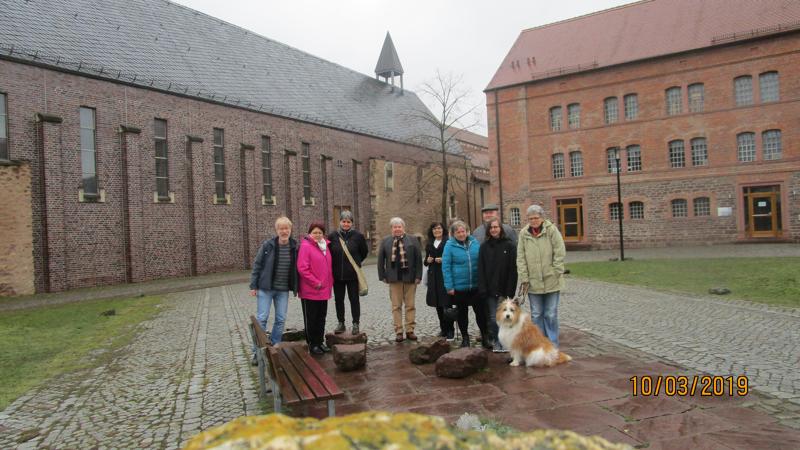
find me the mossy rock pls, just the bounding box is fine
[184,412,631,449]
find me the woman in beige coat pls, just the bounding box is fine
[516,204,566,347]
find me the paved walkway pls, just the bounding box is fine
[2,245,800,448]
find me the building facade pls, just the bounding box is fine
[486,0,800,248]
[0,0,480,293]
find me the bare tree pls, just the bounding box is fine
[409,70,480,225]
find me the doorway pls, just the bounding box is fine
[556,198,584,242]
[743,186,781,238]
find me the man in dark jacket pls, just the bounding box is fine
[328,211,369,334]
[377,217,422,342]
[249,217,299,363]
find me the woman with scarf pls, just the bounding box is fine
[441,220,486,348]
[297,222,334,355]
[328,211,369,335]
[477,216,518,352]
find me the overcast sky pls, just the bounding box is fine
[173,0,632,134]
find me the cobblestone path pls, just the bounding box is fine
[562,278,800,405]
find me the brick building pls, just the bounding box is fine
[0,0,480,293]
[486,0,800,248]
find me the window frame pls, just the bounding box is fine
[510,207,521,227]
[384,161,394,191]
[604,97,618,124]
[624,93,638,121]
[569,150,583,177]
[671,199,688,218]
[690,137,708,167]
[626,145,642,172]
[0,93,8,160]
[762,129,782,161]
[607,147,620,174]
[609,202,622,221]
[759,71,779,103]
[301,142,312,201]
[668,140,685,168]
[154,118,169,199]
[665,87,682,116]
[693,197,710,216]
[261,135,274,203]
[80,106,99,196]
[688,83,704,113]
[551,153,565,179]
[549,106,562,132]
[737,132,756,162]
[629,201,644,220]
[567,103,580,129]
[213,128,226,202]
[734,76,753,106]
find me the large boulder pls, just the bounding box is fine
[435,348,488,378]
[333,343,366,371]
[325,331,367,347]
[409,338,451,364]
[184,412,631,449]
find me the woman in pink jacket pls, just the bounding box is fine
[297,222,334,355]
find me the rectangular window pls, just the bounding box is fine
[154,119,169,198]
[734,76,753,106]
[80,107,98,195]
[301,142,311,201]
[693,197,710,216]
[690,138,708,166]
[629,201,644,219]
[737,132,755,162]
[604,97,618,124]
[759,72,779,102]
[688,83,704,113]
[665,87,682,116]
[552,153,565,179]
[624,93,638,120]
[569,151,583,177]
[671,199,688,217]
[384,161,394,191]
[626,145,642,172]
[567,103,580,129]
[213,128,225,201]
[510,207,521,227]
[762,130,782,161]
[609,202,622,221]
[607,147,620,173]
[261,136,273,201]
[0,93,8,160]
[668,140,685,168]
[549,106,562,131]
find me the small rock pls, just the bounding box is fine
[435,348,488,378]
[281,328,306,342]
[326,331,367,347]
[333,343,366,371]
[100,309,116,317]
[709,287,731,295]
[409,338,450,365]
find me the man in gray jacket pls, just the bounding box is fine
[377,217,423,343]
[472,204,518,246]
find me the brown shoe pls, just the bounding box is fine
[395,333,405,342]
[406,332,418,341]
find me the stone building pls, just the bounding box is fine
[0,0,481,293]
[486,0,800,248]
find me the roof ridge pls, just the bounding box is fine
[520,0,653,33]
[164,0,416,93]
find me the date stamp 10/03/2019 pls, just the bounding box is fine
[630,375,749,397]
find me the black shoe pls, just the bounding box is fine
[320,343,331,353]
[352,323,359,334]
[482,339,494,350]
[446,330,455,341]
[310,346,324,355]
[334,322,346,334]
[460,337,470,348]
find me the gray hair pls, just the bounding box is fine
[389,217,405,227]
[339,210,354,222]
[449,220,469,235]
[526,204,546,218]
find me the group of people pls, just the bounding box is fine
[249,204,566,360]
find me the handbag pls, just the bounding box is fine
[339,237,368,296]
[421,265,429,286]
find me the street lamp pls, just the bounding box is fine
[615,151,625,261]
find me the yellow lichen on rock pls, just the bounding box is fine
[183,412,631,450]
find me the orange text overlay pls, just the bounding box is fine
[629,375,749,397]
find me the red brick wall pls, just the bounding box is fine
[0,59,466,292]
[0,161,34,296]
[488,32,800,248]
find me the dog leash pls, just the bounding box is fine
[512,283,529,306]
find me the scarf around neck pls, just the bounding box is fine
[391,235,408,269]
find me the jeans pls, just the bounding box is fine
[528,291,560,347]
[253,290,289,356]
[486,295,501,348]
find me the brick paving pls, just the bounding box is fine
[1,245,800,448]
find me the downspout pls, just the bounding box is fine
[493,91,504,220]
[34,113,61,292]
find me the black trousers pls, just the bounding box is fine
[435,306,455,335]
[301,299,328,347]
[333,279,360,323]
[453,290,487,340]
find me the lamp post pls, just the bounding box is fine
[615,152,625,261]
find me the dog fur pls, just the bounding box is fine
[496,298,571,367]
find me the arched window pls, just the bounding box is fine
[734,76,753,106]
[665,87,682,115]
[737,132,755,162]
[671,199,688,217]
[629,201,644,219]
[604,97,618,124]
[551,153,565,179]
[693,197,710,216]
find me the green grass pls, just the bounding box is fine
[0,296,164,410]
[568,257,800,307]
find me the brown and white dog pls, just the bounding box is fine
[496,298,571,367]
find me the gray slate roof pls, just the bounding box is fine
[0,0,453,151]
[375,32,404,76]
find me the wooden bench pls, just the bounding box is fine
[248,315,344,416]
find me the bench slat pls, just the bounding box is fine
[283,347,332,400]
[250,315,269,348]
[288,346,344,398]
[274,350,315,404]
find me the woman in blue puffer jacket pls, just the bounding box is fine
[442,220,487,348]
